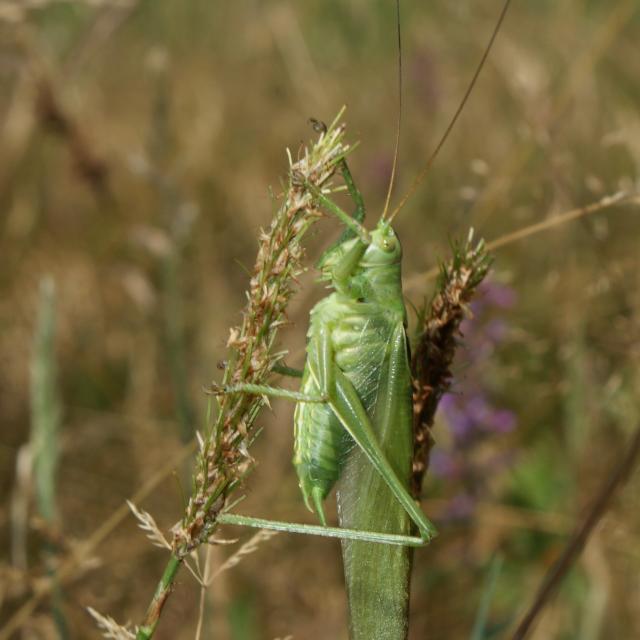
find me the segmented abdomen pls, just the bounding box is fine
[293,294,393,513]
[293,369,349,506]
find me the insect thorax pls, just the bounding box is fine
[321,221,406,313]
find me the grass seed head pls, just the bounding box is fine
[172,111,350,553]
[410,231,492,497]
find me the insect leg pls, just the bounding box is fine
[305,180,370,244]
[338,158,365,226]
[271,363,304,378]
[313,160,373,287]
[217,513,425,547]
[317,158,366,266]
[209,382,325,403]
[333,372,436,541]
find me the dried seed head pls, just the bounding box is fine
[410,232,492,497]
[174,109,350,553]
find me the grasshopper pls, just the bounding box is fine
[213,151,437,640]
[215,0,512,548]
[217,155,436,546]
[212,1,512,637]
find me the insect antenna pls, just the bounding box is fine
[388,0,513,222]
[380,0,403,222]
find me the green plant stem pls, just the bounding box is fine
[32,277,61,523]
[136,554,182,640]
[47,555,70,640]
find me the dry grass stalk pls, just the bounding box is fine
[511,424,640,639]
[129,110,350,639]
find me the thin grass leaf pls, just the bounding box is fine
[470,555,504,640]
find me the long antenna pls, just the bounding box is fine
[381,0,403,221]
[388,0,513,222]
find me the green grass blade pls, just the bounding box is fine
[30,276,69,638]
[470,555,504,640]
[31,277,61,523]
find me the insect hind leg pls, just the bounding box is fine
[217,513,427,547]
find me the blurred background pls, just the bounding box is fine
[1,0,639,638]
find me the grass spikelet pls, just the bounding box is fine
[410,229,492,497]
[87,607,136,640]
[126,501,171,550]
[206,529,279,585]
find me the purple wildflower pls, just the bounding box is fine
[482,280,517,309]
[430,449,461,480]
[434,277,518,522]
[444,493,477,521]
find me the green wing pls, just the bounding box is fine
[333,321,428,640]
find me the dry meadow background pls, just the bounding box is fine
[1,0,639,638]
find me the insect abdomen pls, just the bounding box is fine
[293,296,391,522]
[293,370,350,522]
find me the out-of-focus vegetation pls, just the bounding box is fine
[1,0,639,638]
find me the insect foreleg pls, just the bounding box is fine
[305,179,370,244]
[338,159,365,226]
[331,239,368,288]
[317,159,366,265]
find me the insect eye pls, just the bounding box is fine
[382,238,395,252]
